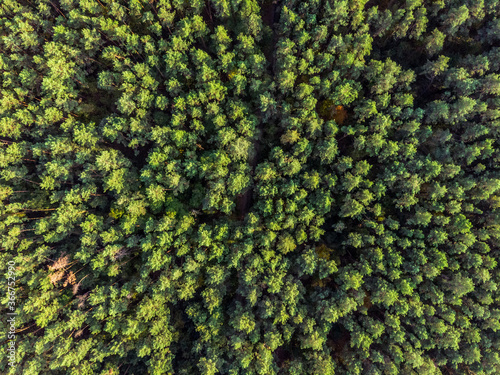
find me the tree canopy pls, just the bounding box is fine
[1,0,500,374]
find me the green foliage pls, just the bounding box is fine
[1,0,500,374]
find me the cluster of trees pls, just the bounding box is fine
[1,0,499,374]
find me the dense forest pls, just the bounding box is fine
[1,0,500,374]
